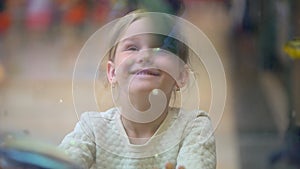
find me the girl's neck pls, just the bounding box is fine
[117,89,172,144]
[120,108,168,145]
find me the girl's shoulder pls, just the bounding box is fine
[172,107,209,121]
[79,107,119,122]
[167,107,212,133]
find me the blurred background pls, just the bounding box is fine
[0,0,300,169]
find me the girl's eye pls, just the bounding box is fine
[126,46,138,51]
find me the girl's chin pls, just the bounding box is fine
[129,86,158,93]
[127,81,158,89]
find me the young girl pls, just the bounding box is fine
[59,10,216,169]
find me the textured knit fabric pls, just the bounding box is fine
[59,107,216,169]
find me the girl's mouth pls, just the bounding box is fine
[135,69,161,76]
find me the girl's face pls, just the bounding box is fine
[107,18,187,97]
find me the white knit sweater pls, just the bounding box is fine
[59,107,216,169]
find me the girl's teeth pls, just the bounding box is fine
[137,71,154,75]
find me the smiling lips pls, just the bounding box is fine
[134,69,161,76]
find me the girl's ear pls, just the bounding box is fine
[177,64,189,88]
[107,61,116,84]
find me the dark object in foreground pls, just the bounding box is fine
[0,134,80,169]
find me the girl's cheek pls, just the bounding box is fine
[155,57,184,78]
[124,57,135,65]
[119,58,132,67]
[115,58,134,76]
[116,53,135,66]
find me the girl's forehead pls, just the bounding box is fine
[120,17,173,41]
[119,34,165,45]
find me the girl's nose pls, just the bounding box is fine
[137,50,153,64]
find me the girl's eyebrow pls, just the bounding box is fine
[119,36,138,44]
